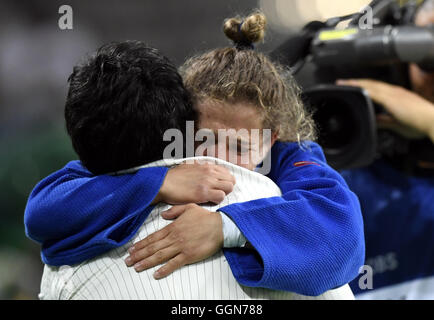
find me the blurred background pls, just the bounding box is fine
[0,0,373,299]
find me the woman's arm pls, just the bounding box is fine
[218,142,365,296]
[125,142,365,296]
[24,160,235,266]
[24,161,169,266]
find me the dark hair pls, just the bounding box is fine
[65,41,195,174]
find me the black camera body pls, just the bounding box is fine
[302,85,377,169]
[271,0,434,173]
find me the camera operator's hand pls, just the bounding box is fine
[153,161,236,205]
[338,79,434,142]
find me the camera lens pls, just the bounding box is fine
[313,97,358,152]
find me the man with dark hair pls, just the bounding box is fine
[25,40,237,265]
[65,40,195,174]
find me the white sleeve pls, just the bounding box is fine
[219,211,247,248]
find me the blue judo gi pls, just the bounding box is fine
[24,142,365,296]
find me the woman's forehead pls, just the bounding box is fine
[196,100,263,130]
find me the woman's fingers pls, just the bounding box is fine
[133,246,180,273]
[128,225,171,253]
[161,205,188,220]
[208,190,226,204]
[126,236,174,267]
[212,165,236,185]
[153,254,188,279]
[212,180,234,195]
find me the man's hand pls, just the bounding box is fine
[337,79,434,141]
[153,162,236,205]
[125,204,224,279]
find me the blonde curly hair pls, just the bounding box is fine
[180,12,316,144]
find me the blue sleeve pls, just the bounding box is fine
[24,161,168,266]
[219,142,365,296]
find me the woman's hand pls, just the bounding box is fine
[337,79,434,142]
[125,204,224,279]
[153,161,236,205]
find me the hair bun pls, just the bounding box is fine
[223,12,267,45]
